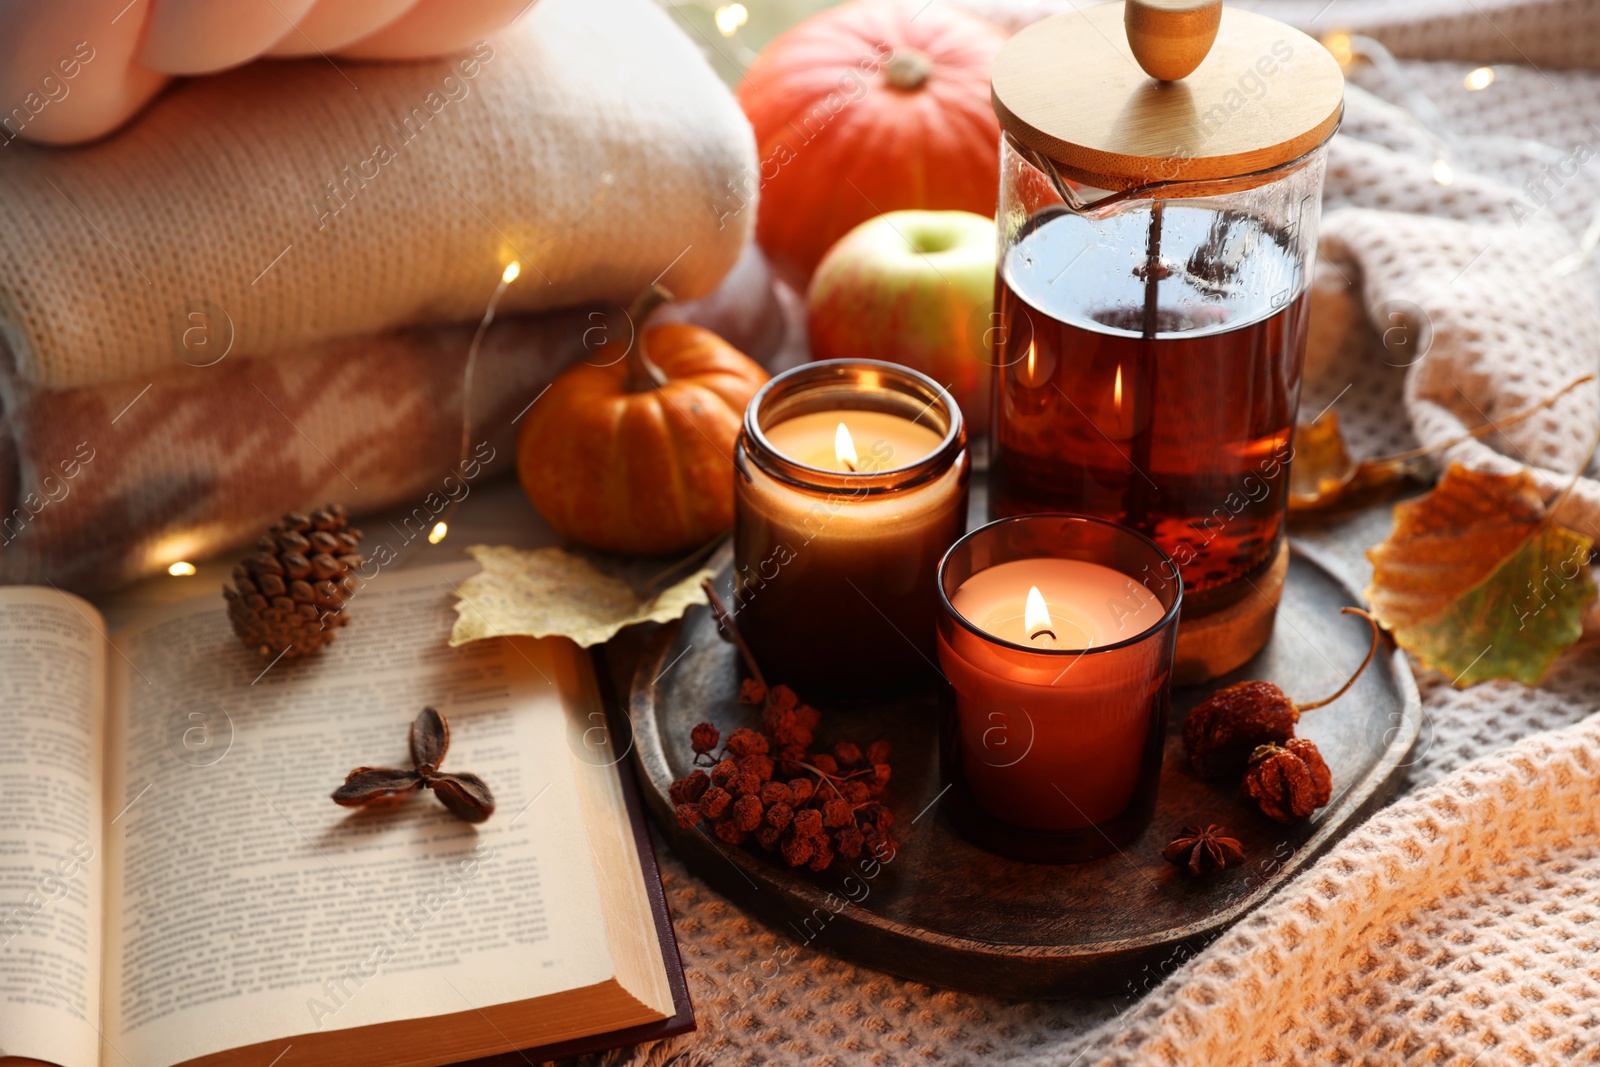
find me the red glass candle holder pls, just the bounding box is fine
[935,515,1181,862]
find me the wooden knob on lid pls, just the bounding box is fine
[1124,0,1223,81]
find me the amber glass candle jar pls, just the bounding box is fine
[734,360,968,694]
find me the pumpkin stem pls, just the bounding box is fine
[623,284,675,393]
[884,49,933,91]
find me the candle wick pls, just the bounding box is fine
[842,458,856,472]
[1029,627,1058,649]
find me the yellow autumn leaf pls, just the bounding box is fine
[448,544,712,648]
[1288,410,1413,511]
[1290,376,1594,512]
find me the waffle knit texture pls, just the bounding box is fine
[0,0,755,389]
[592,2,1600,1065]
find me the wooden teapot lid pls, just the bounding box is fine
[990,1,1343,191]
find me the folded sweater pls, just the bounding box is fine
[0,0,756,388]
[0,243,788,593]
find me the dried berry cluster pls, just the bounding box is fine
[669,680,895,872]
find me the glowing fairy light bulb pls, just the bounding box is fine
[714,3,748,35]
[1323,32,1354,69]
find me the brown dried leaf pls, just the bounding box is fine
[332,767,422,807]
[410,707,449,773]
[1366,465,1596,686]
[429,772,496,823]
[1290,376,1595,512]
[448,545,712,648]
[1288,410,1414,511]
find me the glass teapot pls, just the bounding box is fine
[986,0,1344,679]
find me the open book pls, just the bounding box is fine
[0,563,688,1067]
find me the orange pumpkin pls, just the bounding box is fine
[737,0,1006,286]
[517,287,769,555]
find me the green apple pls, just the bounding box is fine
[807,210,997,434]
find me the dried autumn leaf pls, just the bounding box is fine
[1289,410,1415,511]
[1366,465,1596,686]
[1290,376,1594,511]
[449,545,712,648]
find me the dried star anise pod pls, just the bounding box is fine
[1162,824,1246,875]
[1184,607,1380,778]
[1243,738,1332,824]
[332,707,495,823]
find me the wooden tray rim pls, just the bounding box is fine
[629,545,1422,967]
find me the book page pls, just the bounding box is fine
[0,588,106,1067]
[101,565,626,1067]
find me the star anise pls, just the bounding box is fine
[1162,824,1247,875]
[332,707,496,823]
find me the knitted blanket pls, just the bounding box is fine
[0,0,755,389]
[0,244,787,593]
[597,3,1600,1065]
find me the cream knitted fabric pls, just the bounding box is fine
[0,0,755,389]
[0,243,787,593]
[1092,648,1600,1067]
[592,4,1600,1066]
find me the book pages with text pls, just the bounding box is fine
[0,588,106,1067]
[102,565,621,1067]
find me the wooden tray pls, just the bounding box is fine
[627,546,1420,997]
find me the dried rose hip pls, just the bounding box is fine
[1184,608,1379,779]
[1243,738,1333,823]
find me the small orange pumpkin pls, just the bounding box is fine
[517,286,769,554]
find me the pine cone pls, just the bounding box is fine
[224,505,363,660]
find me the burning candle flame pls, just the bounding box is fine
[1024,585,1057,647]
[835,422,858,471]
[1026,342,1036,381]
[1113,364,1123,411]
